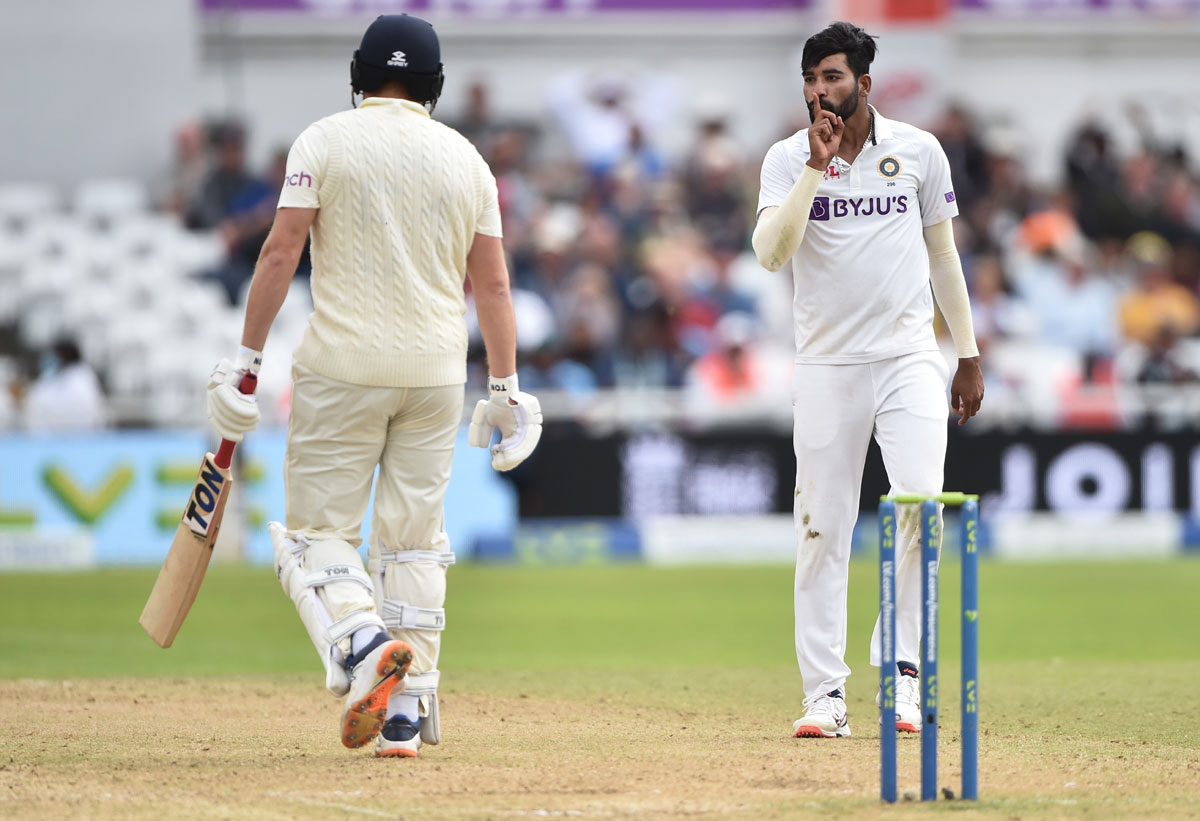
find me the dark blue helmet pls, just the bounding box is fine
[350,14,445,110]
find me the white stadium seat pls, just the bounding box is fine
[74,178,150,226]
[0,182,59,229]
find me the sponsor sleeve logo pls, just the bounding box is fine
[809,196,830,221]
[285,172,314,188]
[944,191,956,203]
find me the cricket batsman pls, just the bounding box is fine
[205,14,542,757]
[752,22,984,738]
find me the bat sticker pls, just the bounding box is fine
[184,457,226,537]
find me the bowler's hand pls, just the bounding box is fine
[951,357,984,426]
[806,100,844,171]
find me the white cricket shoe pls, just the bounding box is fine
[376,715,422,759]
[876,673,922,733]
[792,689,851,738]
[340,637,413,749]
[894,673,921,733]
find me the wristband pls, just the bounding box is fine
[487,374,519,398]
[236,345,264,375]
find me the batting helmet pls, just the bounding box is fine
[350,14,445,110]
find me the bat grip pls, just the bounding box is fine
[214,372,258,469]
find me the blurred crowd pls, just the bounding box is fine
[461,80,1200,429]
[4,76,1200,433]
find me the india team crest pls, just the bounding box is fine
[877,156,901,178]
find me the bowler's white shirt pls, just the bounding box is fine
[757,106,958,364]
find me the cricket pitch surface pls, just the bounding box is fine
[3,665,1197,820]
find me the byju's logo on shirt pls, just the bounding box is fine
[809,195,909,221]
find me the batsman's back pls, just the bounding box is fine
[283,98,502,388]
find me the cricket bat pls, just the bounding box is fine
[139,373,257,648]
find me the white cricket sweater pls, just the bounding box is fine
[278,97,502,387]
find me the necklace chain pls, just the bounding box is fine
[831,113,874,175]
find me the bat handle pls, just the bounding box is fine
[214,372,259,469]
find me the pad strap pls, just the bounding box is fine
[377,550,456,566]
[327,609,385,644]
[302,564,373,593]
[379,599,446,631]
[404,670,440,696]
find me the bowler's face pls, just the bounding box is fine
[803,54,860,122]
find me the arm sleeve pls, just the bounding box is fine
[924,219,979,358]
[474,153,503,238]
[916,135,960,228]
[752,161,823,273]
[277,125,327,210]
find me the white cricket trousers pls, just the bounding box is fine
[285,362,464,675]
[791,350,948,700]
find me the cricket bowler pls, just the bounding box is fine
[751,22,984,738]
[205,13,542,757]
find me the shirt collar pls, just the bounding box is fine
[868,104,893,142]
[358,97,431,119]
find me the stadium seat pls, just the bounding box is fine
[0,182,58,230]
[74,178,150,227]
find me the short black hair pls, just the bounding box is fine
[52,338,82,366]
[801,21,878,79]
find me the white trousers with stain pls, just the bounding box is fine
[791,350,948,700]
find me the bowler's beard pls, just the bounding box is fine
[807,91,860,123]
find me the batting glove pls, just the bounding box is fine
[205,346,261,443]
[468,374,543,472]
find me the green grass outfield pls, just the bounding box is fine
[2,558,1198,678]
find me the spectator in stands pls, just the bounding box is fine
[447,80,501,155]
[491,127,541,259]
[1007,209,1118,364]
[1118,231,1200,345]
[934,105,989,212]
[1159,171,1200,254]
[683,241,759,321]
[186,121,277,303]
[555,262,621,352]
[1109,152,1162,239]
[683,100,750,252]
[613,305,687,389]
[518,335,598,397]
[1015,237,1119,363]
[185,121,265,230]
[548,70,673,180]
[1136,324,1198,385]
[1066,121,1123,240]
[523,202,582,298]
[683,311,784,422]
[22,338,105,432]
[967,253,1027,355]
[162,119,208,217]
